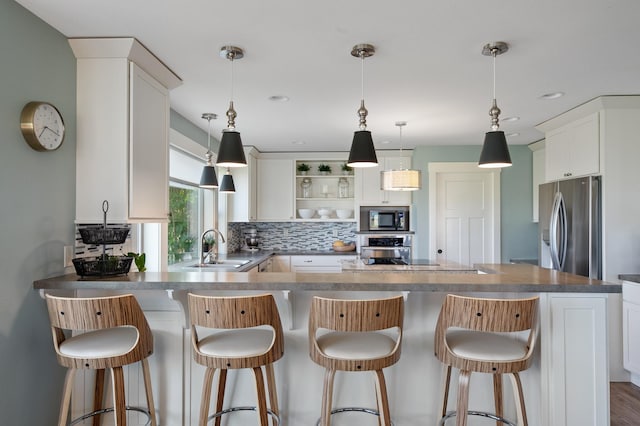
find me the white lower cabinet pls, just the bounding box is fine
[540,293,609,426]
[623,281,640,384]
[290,255,355,272]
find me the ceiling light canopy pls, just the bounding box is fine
[381,121,421,191]
[216,45,247,168]
[478,42,512,169]
[199,113,219,189]
[347,43,378,168]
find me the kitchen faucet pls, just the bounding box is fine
[201,229,226,264]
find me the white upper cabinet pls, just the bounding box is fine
[256,158,295,221]
[541,112,600,182]
[227,147,258,222]
[355,153,413,206]
[70,38,181,223]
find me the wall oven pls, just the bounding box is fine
[358,234,412,265]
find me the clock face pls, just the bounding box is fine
[20,101,66,151]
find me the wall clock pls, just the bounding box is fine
[20,101,65,151]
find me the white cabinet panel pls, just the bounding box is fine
[228,148,258,222]
[545,113,599,181]
[623,282,640,382]
[257,159,294,221]
[541,294,609,426]
[129,63,170,220]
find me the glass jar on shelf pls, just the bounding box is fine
[338,177,350,198]
[301,177,312,198]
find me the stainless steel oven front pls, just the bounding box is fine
[358,234,412,264]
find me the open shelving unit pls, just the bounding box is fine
[295,160,355,220]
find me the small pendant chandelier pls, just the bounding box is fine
[219,168,236,193]
[347,43,378,168]
[199,113,219,188]
[478,41,512,168]
[216,45,247,168]
[381,121,421,191]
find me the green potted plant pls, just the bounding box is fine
[126,252,147,272]
[202,233,215,255]
[181,236,195,261]
[318,164,332,175]
[297,163,310,175]
[341,163,352,175]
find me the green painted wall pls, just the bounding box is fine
[170,109,215,150]
[411,145,538,262]
[0,1,77,423]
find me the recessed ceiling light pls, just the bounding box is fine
[269,95,289,102]
[506,132,520,137]
[291,140,305,145]
[380,140,392,145]
[539,92,565,100]
[502,116,520,122]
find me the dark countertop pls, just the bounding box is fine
[619,274,640,283]
[35,264,620,294]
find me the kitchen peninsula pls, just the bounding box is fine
[34,263,618,426]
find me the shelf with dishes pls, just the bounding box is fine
[295,160,355,220]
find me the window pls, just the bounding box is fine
[168,182,200,265]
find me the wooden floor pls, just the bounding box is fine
[611,382,640,426]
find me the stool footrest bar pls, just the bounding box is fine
[70,406,151,425]
[439,410,517,426]
[315,406,395,426]
[208,406,280,425]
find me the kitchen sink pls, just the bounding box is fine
[187,259,251,269]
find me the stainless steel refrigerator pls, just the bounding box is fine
[539,176,601,279]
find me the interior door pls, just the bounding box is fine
[429,163,501,265]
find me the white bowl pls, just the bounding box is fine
[298,208,315,219]
[317,208,333,219]
[336,208,353,219]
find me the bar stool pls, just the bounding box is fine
[188,293,284,426]
[308,295,404,426]
[434,294,539,426]
[45,294,157,426]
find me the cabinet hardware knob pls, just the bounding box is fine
[437,249,443,254]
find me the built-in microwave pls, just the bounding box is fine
[361,206,410,231]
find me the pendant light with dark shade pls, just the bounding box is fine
[381,121,421,191]
[478,42,512,168]
[216,46,247,168]
[347,44,378,168]
[199,113,219,188]
[219,168,236,193]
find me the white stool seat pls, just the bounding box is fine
[446,330,528,361]
[317,331,396,360]
[197,329,274,357]
[59,326,139,358]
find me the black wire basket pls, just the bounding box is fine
[78,227,130,245]
[72,255,133,277]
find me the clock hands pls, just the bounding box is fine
[38,126,60,138]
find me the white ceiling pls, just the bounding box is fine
[15,0,640,153]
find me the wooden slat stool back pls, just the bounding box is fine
[434,294,539,426]
[308,295,404,426]
[45,294,157,426]
[188,293,284,426]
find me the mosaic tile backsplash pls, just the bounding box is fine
[228,222,357,252]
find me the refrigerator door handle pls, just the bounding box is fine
[549,191,568,271]
[549,192,561,270]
